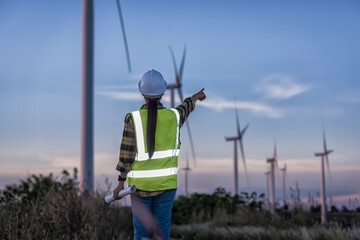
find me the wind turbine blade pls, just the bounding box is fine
[185,121,196,167]
[322,126,333,184]
[241,123,249,136]
[325,152,333,186]
[315,152,323,157]
[186,154,190,169]
[116,0,132,73]
[273,140,279,170]
[177,87,184,103]
[323,129,327,153]
[273,140,277,159]
[178,46,186,84]
[235,108,241,137]
[239,139,250,188]
[169,46,179,81]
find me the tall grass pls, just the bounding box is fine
[0,169,132,240]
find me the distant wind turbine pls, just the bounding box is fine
[280,163,287,207]
[225,109,249,195]
[167,46,196,167]
[182,154,191,197]
[314,127,334,225]
[266,140,279,214]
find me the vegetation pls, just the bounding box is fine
[0,169,132,239]
[1,170,360,239]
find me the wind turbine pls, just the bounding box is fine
[314,128,334,224]
[167,46,196,167]
[280,164,287,207]
[182,154,191,197]
[266,140,279,214]
[225,109,249,195]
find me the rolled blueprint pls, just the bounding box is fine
[104,185,137,204]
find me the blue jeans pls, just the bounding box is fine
[130,189,176,240]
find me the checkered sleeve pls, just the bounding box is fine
[116,113,136,173]
[175,97,195,128]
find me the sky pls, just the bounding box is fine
[1,0,360,207]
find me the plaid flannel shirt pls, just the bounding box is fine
[116,97,195,197]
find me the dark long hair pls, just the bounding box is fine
[147,98,159,159]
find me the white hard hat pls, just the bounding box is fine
[138,69,167,98]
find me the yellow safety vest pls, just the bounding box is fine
[127,108,180,191]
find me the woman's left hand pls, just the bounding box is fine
[113,182,124,200]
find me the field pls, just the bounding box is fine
[1,169,360,240]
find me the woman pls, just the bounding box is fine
[113,69,206,240]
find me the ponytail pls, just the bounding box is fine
[147,98,159,159]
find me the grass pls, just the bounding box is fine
[171,223,360,240]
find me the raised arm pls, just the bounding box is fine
[175,88,206,127]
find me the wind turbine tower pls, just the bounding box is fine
[314,128,333,224]
[80,0,131,195]
[266,141,279,214]
[280,164,287,206]
[225,109,249,195]
[80,0,94,195]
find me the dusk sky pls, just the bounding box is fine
[1,0,360,206]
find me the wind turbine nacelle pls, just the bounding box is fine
[225,136,239,141]
[314,152,325,157]
[166,83,179,89]
[267,158,275,163]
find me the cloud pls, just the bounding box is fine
[96,89,283,118]
[197,95,283,118]
[96,84,138,91]
[256,75,311,100]
[96,91,144,101]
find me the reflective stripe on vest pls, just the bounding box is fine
[127,167,178,178]
[127,108,180,191]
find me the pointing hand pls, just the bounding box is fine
[192,88,206,102]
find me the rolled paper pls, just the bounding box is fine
[104,185,137,204]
